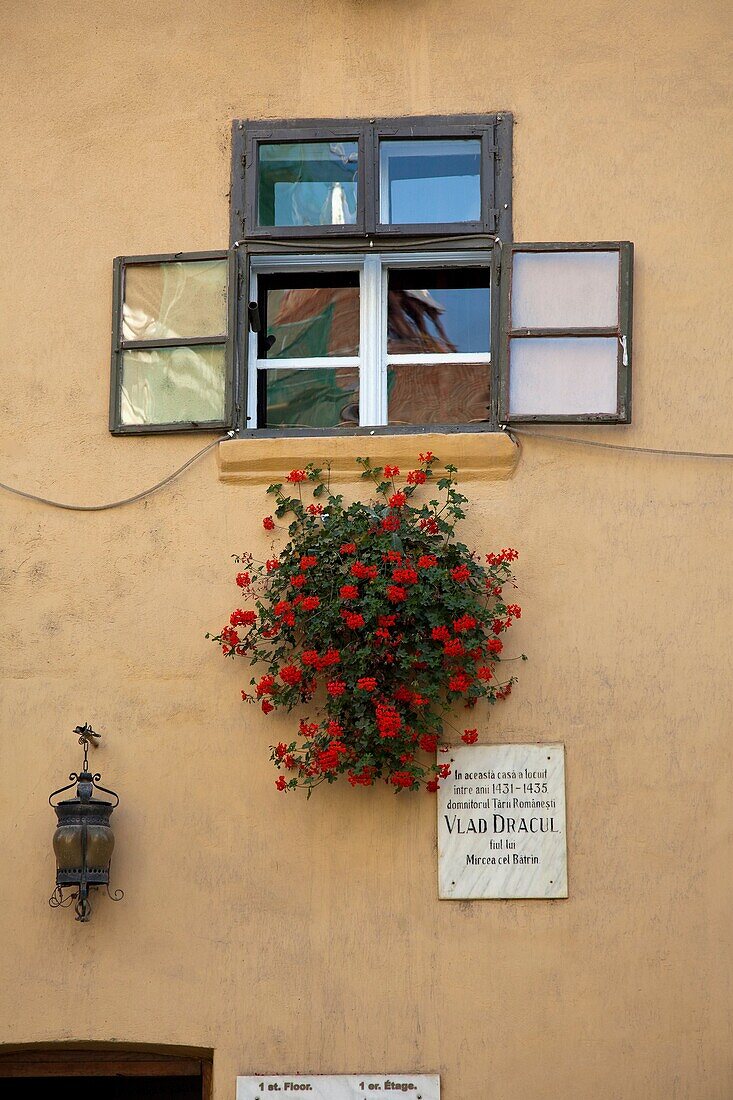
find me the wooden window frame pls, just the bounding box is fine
[231,114,513,242]
[109,250,239,435]
[497,241,634,424]
[241,242,499,435]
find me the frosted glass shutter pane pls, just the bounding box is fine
[512,252,619,329]
[120,345,226,425]
[509,338,618,416]
[123,260,227,341]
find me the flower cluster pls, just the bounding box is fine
[209,454,525,795]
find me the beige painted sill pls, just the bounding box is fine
[218,432,519,485]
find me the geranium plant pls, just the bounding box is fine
[209,453,524,795]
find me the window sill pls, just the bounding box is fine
[217,430,519,485]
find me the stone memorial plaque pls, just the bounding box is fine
[438,743,567,899]
[236,1076,440,1100]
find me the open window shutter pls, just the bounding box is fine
[110,249,240,434]
[498,242,633,423]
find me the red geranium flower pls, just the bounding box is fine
[453,614,477,633]
[351,562,378,581]
[212,452,523,797]
[448,672,472,693]
[230,609,257,627]
[390,771,415,789]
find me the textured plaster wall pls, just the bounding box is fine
[1,2,732,1098]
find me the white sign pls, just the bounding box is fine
[438,743,567,899]
[237,1077,440,1100]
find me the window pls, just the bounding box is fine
[110,115,633,435]
[235,116,507,239]
[110,251,236,434]
[247,252,492,430]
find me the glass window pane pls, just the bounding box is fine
[258,142,358,227]
[388,268,489,354]
[511,251,619,329]
[379,139,481,225]
[508,337,618,416]
[122,260,227,341]
[121,345,226,425]
[387,363,490,425]
[262,368,359,428]
[261,273,359,359]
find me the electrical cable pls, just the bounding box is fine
[504,426,733,460]
[0,434,230,512]
[2,424,730,516]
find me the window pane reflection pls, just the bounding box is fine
[380,139,481,225]
[261,273,360,359]
[263,368,359,428]
[258,142,358,227]
[388,363,490,425]
[121,345,226,425]
[388,268,489,354]
[122,261,227,341]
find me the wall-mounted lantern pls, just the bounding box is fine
[49,724,123,922]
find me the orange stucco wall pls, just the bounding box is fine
[1,2,731,1097]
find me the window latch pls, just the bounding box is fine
[247,301,262,332]
[620,334,628,366]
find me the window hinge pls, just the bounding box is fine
[491,238,503,285]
